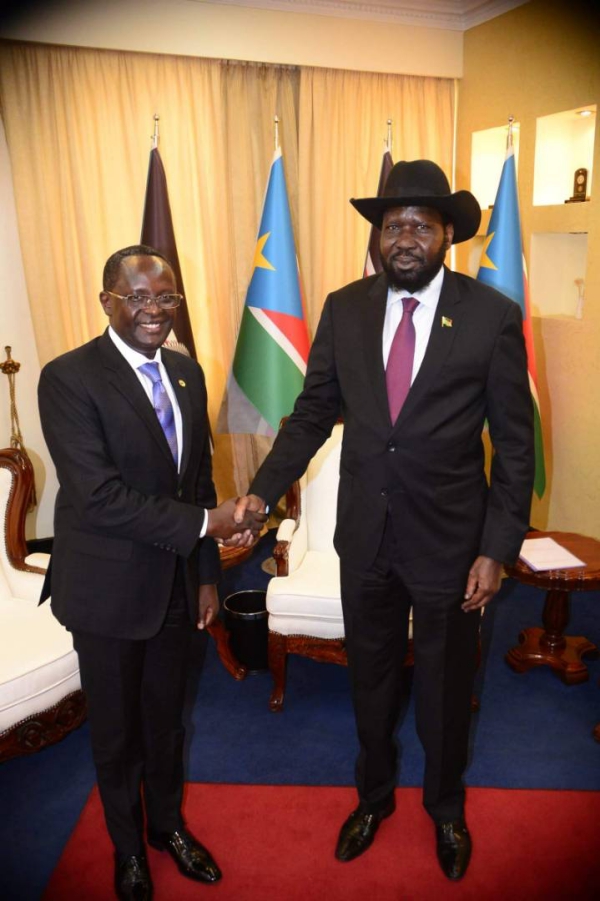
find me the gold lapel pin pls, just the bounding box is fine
[178,379,186,387]
[441,316,453,328]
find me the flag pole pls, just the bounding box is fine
[151,114,159,149]
[386,118,393,154]
[506,114,514,150]
[273,115,280,152]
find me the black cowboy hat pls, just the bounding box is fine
[350,159,481,244]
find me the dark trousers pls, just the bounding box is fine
[73,569,192,856]
[340,518,480,823]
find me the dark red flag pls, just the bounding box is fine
[363,149,394,277]
[140,148,197,359]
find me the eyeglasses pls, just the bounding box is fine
[105,291,183,311]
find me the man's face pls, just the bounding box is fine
[380,206,454,292]
[99,255,177,357]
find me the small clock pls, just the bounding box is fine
[565,168,589,203]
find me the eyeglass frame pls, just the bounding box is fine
[104,290,183,311]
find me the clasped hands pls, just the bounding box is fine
[206,494,267,548]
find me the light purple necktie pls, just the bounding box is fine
[138,362,178,465]
[386,296,419,423]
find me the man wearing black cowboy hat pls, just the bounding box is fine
[237,160,534,880]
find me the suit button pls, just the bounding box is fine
[387,442,396,452]
[381,489,388,497]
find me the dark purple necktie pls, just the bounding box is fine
[386,296,419,423]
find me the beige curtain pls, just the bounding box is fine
[297,68,455,330]
[0,40,454,500]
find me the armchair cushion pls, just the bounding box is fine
[0,596,81,734]
[267,550,344,639]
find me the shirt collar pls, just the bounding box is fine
[108,326,163,371]
[386,265,445,311]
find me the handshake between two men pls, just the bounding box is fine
[206,494,268,548]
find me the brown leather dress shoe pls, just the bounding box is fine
[114,854,153,901]
[335,797,395,862]
[435,818,472,880]
[147,828,222,883]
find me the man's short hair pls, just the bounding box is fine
[103,245,173,291]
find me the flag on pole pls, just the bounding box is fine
[218,147,310,436]
[363,146,394,276]
[477,128,546,498]
[140,145,197,359]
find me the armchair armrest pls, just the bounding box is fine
[24,551,50,573]
[273,518,297,577]
[273,515,308,577]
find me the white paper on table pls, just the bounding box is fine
[518,537,586,572]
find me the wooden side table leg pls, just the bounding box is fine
[207,618,248,681]
[506,589,597,684]
[539,588,569,653]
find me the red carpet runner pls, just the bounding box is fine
[44,784,599,899]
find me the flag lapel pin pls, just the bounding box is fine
[441,316,453,328]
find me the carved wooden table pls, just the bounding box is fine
[504,531,600,685]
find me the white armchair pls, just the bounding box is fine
[266,423,414,711]
[0,448,85,762]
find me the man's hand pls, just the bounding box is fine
[197,583,219,630]
[233,494,267,527]
[206,497,267,546]
[462,555,503,611]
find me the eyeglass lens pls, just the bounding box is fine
[126,295,181,309]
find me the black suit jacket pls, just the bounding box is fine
[38,330,220,639]
[251,267,534,572]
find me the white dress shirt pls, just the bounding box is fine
[382,265,445,382]
[108,327,209,537]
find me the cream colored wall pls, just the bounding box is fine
[0,0,462,77]
[455,0,600,539]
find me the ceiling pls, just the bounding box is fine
[198,0,530,31]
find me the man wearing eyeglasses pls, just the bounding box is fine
[38,245,266,900]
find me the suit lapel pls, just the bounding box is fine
[98,331,177,467]
[361,274,391,428]
[393,266,463,427]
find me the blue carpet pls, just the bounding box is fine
[1,528,599,900]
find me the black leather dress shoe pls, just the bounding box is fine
[435,818,472,880]
[335,797,395,862]
[114,854,153,901]
[147,828,222,883]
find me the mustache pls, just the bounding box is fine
[390,251,424,263]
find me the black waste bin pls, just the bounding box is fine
[223,590,268,674]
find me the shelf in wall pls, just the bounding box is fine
[533,106,596,206]
[529,232,588,319]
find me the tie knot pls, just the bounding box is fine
[402,296,419,315]
[139,361,161,384]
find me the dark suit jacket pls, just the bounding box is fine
[251,267,534,573]
[38,330,220,640]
